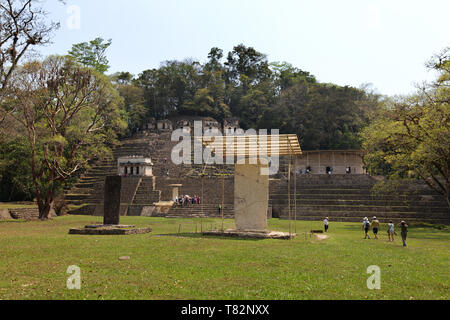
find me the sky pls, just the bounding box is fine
[38,0,449,96]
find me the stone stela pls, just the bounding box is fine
[198,134,302,239]
[68,175,152,235]
[104,176,122,225]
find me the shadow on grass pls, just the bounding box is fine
[408,234,450,240]
[154,232,264,241]
[338,224,364,231]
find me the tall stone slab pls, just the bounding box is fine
[104,176,122,225]
[234,164,269,231]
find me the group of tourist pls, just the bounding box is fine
[296,168,311,175]
[174,195,201,206]
[362,217,409,246]
[323,216,409,247]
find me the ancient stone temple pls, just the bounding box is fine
[176,119,192,134]
[295,150,366,175]
[117,156,154,177]
[223,118,240,135]
[157,119,173,131]
[65,116,450,225]
[143,118,157,131]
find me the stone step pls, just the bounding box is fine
[290,205,449,213]
[270,193,442,200]
[77,178,103,183]
[65,194,91,201]
[9,208,41,220]
[271,189,439,196]
[270,196,448,208]
[280,210,449,219]
[67,188,94,195]
[270,198,448,207]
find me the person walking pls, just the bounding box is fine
[371,216,380,239]
[323,217,329,232]
[398,221,409,247]
[363,217,371,239]
[387,221,395,242]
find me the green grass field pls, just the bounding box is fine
[0,215,448,300]
[0,203,37,209]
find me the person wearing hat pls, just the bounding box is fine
[363,217,371,239]
[371,216,380,239]
[397,221,409,247]
[323,217,329,233]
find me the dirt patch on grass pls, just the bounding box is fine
[315,234,330,241]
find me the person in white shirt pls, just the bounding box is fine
[387,221,395,242]
[324,217,329,232]
[363,217,371,239]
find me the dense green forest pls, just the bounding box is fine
[113,44,382,151]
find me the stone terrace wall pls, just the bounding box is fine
[155,176,234,205]
[270,174,450,224]
[7,208,50,220]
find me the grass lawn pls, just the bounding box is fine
[0,203,37,210]
[0,215,448,300]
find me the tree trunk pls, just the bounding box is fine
[446,182,450,209]
[38,196,54,220]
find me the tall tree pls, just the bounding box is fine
[117,83,147,134]
[224,44,272,87]
[68,37,112,73]
[362,48,450,207]
[7,55,126,219]
[270,61,316,94]
[0,137,34,201]
[137,60,201,118]
[0,0,59,127]
[223,45,273,121]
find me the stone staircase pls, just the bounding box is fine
[65,134,153,215]
[132,177,161,205]
[165,204,234,218]
[270,174,450,224]
[65,131,235,217]
[8,208,41,220]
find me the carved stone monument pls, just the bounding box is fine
[234,164,269,231]
[104,176,122,225]
[200,134,302,239]
[69,176,152,235]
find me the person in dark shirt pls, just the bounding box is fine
[363,217,371,239]
[397,221,409,247]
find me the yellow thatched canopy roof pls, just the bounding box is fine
[195,134,302,157]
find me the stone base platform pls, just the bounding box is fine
[203,229,296,240]
[69,225,152,235]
